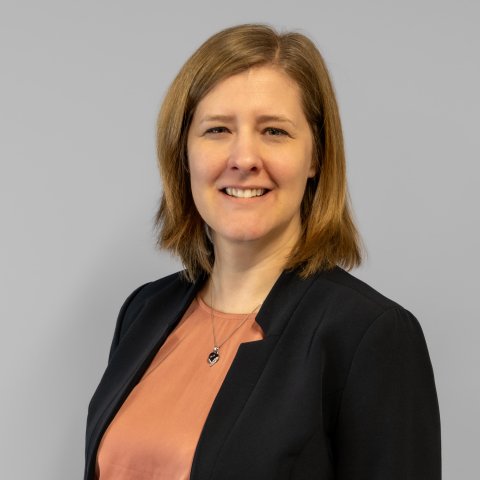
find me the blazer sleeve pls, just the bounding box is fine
[333,307,441,480]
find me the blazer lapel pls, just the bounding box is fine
[190,268,320,479]
[85,273,205,479]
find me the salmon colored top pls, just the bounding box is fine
[96,296,264,480]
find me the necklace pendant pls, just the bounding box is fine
[207,346,220,366]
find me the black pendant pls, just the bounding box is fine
[208,346,220,366]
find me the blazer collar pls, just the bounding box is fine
[86,266,321,480]
[190,267,320,478]
[255,267,320,336]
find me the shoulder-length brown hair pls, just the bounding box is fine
[155,23,363,282]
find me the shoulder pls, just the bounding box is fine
[296,268,434,407]
[120,270,194,321]
[304,266,411,330]
[312,266,402,312]
[109,270,196,359]
[127,270,192,304]
[299,267,423,363]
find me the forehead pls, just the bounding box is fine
[192,66,305,119]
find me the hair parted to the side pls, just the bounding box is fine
[155,23,364,282]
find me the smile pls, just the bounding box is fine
[224,187,268,198]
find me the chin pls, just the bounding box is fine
[216,226,280,245]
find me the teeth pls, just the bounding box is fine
[225,188,266,198]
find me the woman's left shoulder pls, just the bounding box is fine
[302,266,423,342]
[309,266,415,317]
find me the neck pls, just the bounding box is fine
[202,228,300,314]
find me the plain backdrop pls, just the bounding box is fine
[1,1,478,478]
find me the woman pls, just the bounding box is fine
[85,24,441,479]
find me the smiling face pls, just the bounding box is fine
[187,65,316,251]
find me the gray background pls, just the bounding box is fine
[1,0,478,478]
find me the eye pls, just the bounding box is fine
[204,126,229,135]
[264,127,289,137]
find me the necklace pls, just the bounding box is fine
[207,288,261,367]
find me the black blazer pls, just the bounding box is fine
[85,266,441,479]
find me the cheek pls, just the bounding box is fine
[275,154,313,189]
[189,162,217,194]
[187,146,208,186]
[188,150,221,209]
[188,141,220,180]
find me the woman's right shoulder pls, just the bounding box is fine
[128,270,191,303]
[109,270,194,359]
[119,270,193,320]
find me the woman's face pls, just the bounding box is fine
[187,66,315,250]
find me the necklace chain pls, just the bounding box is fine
[207,285,261,366]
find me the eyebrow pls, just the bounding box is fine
[199,114,297,128]
[256,115,296,127]
[199,115,234,124]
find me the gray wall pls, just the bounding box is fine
[1,1,478,478]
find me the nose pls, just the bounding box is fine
[228,130,262,173]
